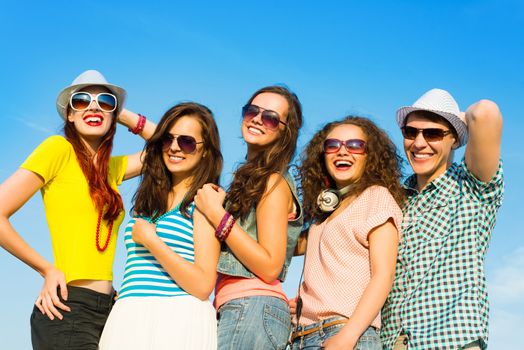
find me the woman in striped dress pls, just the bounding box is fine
[99,102,223,349]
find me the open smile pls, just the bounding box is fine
[411,152,434,160]
[83,114,104,127]
[247,125,265,135]
[334,159,353,171]
[166,153,185,164]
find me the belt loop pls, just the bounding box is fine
[298,335,304,349]
[319,319,325,338]
[97,294,102,313]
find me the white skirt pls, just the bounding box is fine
[99,295,217,350]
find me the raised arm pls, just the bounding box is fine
[323,219,398,349]
[0,169,70,320]
[116,109,157,180]
[464,99,503,182]
[195,173,293,283]
[131,209,220,300]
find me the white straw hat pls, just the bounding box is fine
[396,88,467,147]
[56,70,127,120]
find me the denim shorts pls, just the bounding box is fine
[217,295,291,350]
[30,286,114,350]
[289,316,381,350]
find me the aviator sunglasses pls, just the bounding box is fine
[401,126,452,142]
[242,104,287,130]
[323,138,366,154]
[69,92,118,112]
[161,134,203,153]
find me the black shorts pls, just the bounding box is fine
[30,285,114,350]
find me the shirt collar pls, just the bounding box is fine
[403,163,460,195]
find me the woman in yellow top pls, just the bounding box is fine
[0,70,155,350]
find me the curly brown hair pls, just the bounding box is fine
[226,86,303,221]
[299,116,405,225]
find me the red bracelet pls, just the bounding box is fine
[128,114,146,134]
[215,212,232,240]
[221,216,236,241]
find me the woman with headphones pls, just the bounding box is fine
[289,116,404,350]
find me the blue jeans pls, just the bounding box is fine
[217,295,291,350]
[289,316,381,350]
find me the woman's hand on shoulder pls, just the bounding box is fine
[194,183,226,227]
[132,218,158,248]
[35,266,70,320]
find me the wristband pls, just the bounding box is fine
[215,212,232,240]
[221,216,236,241]
[128,114,146,134]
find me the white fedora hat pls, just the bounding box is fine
[56,70,127,120]
[396,88,467,147]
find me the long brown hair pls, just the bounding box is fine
[63,108,123,222]
[300,116,405,225]
[133,102,222,220]
[226,86,303,221]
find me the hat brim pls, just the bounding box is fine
[396,106,468,147]
[56,83,127,120]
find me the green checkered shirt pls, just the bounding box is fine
[381,160,504,350]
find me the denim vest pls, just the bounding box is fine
[217,171,303,282]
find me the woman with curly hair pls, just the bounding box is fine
[289,116,405,350]
[195,86,303,350]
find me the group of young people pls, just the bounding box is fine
[0,70,503,350]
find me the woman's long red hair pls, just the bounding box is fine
[64,114,123,222]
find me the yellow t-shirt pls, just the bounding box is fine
[21,135,128,283]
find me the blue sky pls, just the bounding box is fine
[1,1,522,348]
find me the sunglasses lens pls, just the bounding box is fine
[423,128,446,141]
[323,139,342,153]
[70,93,92,110]
[97,93,117,112]
[261,111,281,130]
[346,139,366,154]
[161,135,173,150]
[402,126,418,140]
[177,135,197,153]
[242,105,259,120]
[402,126,447,141]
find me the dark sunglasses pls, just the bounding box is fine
[69,92,117,112]
[161,134,203,153]
[323,138,366,154]
[242,104,287,130]
[401,126,452,142]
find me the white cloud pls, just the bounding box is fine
[489,308,523,348]
[489,246,524,306]
[9,115,53,134]
[488,246,524,348]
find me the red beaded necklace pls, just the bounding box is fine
[95,209,114,252]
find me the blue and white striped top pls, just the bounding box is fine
[118,203,196,299]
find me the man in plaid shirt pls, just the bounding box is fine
[381,89,504,350]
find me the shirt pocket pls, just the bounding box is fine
[412,193,456,242]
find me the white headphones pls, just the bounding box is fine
[316,184,353,212]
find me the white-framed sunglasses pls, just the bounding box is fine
[69,92,118,112]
